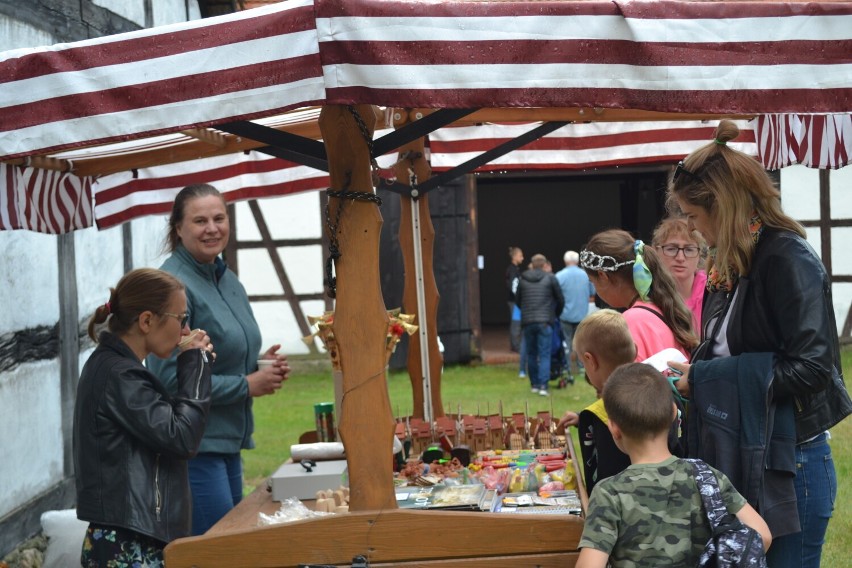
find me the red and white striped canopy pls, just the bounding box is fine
[88,119,757,230]
[1,0,851,233]
[758,114,852,170]
[2,0,850,160]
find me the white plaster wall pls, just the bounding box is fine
[76,226,130,324]
[92,0,200,27]
[0,361,63,515]
[235,193,326,354]
[781,165,852,335]
[0,2,202,521]
[0,11,65,523]
[154,0,201,26]
[72,217,173,350]
[237,191,323,240]
[93,0,146,27]
[828,167,852,218]
[132,214,171,268]
[0,17,53,51]
[0,221,139,517]
[0,231,59,333]
[780,166,820,220]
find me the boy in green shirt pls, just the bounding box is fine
[577,363,771,568]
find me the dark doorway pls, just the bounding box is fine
[379,178,476,368]
[476,168,669,326]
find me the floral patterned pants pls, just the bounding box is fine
[81,524,165,567]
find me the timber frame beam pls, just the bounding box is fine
[2,108,754,179]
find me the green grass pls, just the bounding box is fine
[245,362,598,488]
[245,349,852,562]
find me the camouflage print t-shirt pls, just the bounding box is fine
[579,456,747,567]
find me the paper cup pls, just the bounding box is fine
[178,329,202,348]
[257,359,276,371]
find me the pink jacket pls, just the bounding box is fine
[686,270,708,332]
[624,301,690,362]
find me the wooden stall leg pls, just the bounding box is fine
[393,120,445,421]
[319,104,396,511]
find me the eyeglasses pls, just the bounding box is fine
[673,160,702,183]
[659,245,700,258]
[162,312,189,327]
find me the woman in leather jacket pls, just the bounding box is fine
[667,120,852,568]
[74,268,213,566]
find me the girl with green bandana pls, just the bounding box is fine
[579,229,697,363]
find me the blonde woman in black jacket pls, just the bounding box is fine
[667,120,852,568]
[74,268,213,566]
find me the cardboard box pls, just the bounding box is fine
[270,459,348,501]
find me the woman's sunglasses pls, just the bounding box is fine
[673,160,702,183]
[162,312,190,327]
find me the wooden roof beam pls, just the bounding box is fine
[453,107,756,124]
[2,155,74,173]
[10,108,756,179]
[179,127,228,148]
[69,119,324,178]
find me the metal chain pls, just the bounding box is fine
[347,105,376,164]
[322,106,384,299]
[324,188,383,299]
[347,105,382,186]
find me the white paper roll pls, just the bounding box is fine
[290,442,346,461]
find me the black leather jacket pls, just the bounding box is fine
[700,229,852,442]
[74,332,211,543]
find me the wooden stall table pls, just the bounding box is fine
[205,482,282,537]
[166,437,588,568]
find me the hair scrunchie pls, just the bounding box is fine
[104,301,111,315]
[632,240,653,301]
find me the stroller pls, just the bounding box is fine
[550,318,573,388]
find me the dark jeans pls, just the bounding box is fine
[523,322,552,390]
[189,452,244,535]
[559,320,580,374]
[765,433,836,568]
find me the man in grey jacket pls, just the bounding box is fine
[515,254,564,396]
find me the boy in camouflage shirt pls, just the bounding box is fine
[576,364,771,568]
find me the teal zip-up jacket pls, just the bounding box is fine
[148,245,262,454]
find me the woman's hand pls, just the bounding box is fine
[248,344,291,397]
[667,360,691,399]
[179,328,215,360]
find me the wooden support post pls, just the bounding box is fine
[318,105,396,511]
[819,169,832,278]
[393,130,445,420]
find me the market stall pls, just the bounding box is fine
[2,1,851,566]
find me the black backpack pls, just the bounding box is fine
[689,459,768,568]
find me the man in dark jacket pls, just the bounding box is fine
[505,246,524,352]
[515,254,564,396]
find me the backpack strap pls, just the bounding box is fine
[687,458,729,530]
[631,304,667,324]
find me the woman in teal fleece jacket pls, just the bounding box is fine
[148,184,291,535]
